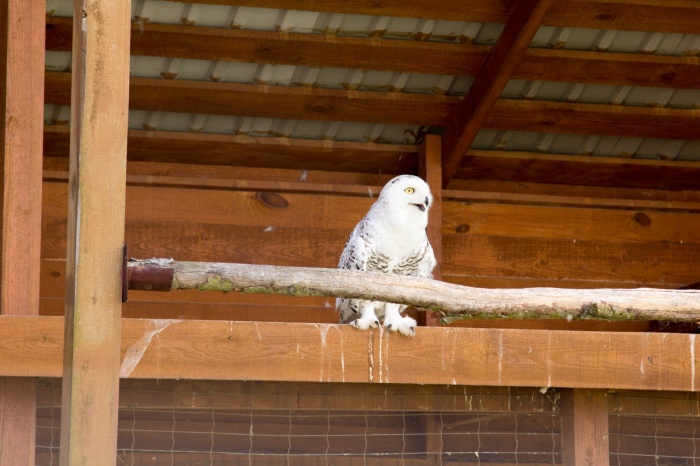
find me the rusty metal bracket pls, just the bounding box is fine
[122,246,175,302]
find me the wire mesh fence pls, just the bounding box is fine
[34,379,700,465]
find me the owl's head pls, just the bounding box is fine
[379,174,433,215]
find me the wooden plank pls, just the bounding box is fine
[39,379,556,413]
[45,71,455,126]
[0,0,45,465]
[442,202,700,244]
[456,150,700,191]
[443,235,700,288]
[561,389,610,466]
[40,214,700,288]
[42,181,374,232]
[177,0,700,34]
[44,156,700,211]
[59,0,130,464]
[483,99,700,141]
[43,125,418,175]
[46,16,700,89]
[44,73,700,142]
[441,0,552,187]
[2,317,700,391]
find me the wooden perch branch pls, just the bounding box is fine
[127,259,700,323]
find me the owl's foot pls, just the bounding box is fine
[350,316,380,330]
[384,314,416,337]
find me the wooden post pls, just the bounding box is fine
[60,0,131,463]
[418,134,443,327]
[0,0,45,464]
[561,389,610,466]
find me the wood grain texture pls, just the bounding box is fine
[443,234,700,288]
[456,150,700,191]
[561,389,610,466]
[44,73,700,141]
[43,125,418,175]
[2,316,700,391]
[175,0,700,33]
[0,0,45,464]
[46,16,700,89]
[40,182,700,290]
[60,1,130,464]
[442,0,553,186]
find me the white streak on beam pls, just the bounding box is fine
[120,319,179,378]
[692,334,696,392]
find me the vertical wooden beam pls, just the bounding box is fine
[441,0,553,187]
[561,389,610,466]
[59,0,131,463]
[418,134,443,327]
[0,0,45,464]
[419,134,444,463]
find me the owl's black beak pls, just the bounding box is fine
[412,197,429,212]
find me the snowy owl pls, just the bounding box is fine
[336,174,436,336]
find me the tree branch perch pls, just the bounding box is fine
[127,259,700,323]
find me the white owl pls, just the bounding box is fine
[336,174,436,336]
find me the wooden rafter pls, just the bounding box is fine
[43,125,418,175]
[44,73,700,141]
[2,316,700,391]
[441,0,553,187]
[169,0,700,34]
[45,17,700,90]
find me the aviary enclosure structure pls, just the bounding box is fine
[1,0,699,464]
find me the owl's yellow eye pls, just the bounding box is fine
[404,187,415,194]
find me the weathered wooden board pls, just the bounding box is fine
[46,16,700,89]
[44,72,700,140]
[2,317,699,391]
[43,125,418,175]
[561,389,610,466]
[41,183,700,289]
[175,0,700,34]
[0,0,45,463]
[456,151,700,191]
[59,1,131,464]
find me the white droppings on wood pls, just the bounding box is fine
[120,319,180,378]
[498,330,504,386]
[691,334,696,392]
[368,330,374,382]
[546,332,552,388]
[378,327,383,383]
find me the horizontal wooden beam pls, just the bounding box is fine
[45,17,700,89]
[457,150,700,191]
[43,125,417,175]
[44,73,700,140]
[172,0,700,34]
[2,316,699,391]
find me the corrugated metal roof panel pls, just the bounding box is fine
[44,0,700,164]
